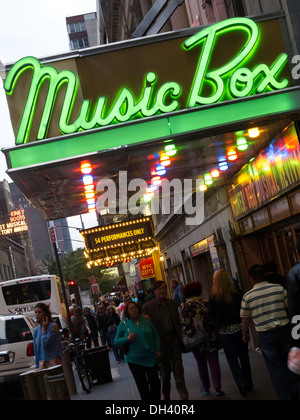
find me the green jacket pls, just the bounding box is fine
[114,317,160,367]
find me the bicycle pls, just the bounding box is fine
[64,338,92,393]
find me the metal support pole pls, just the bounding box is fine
[132,0,169,38]
[147,0,185,36]
[52,241,73,340]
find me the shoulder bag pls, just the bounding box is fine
[181,303,208,353]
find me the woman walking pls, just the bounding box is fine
[181,282,224,397]
[209,269,253,396]
[114,300,161,401]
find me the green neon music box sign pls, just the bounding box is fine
[4,17,291,145]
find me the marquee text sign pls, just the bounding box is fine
[4,17,291,145]
[0,209,28,236]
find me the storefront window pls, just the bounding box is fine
[290,192,300,215]
[252,209,270,230]
[269,198,291,223]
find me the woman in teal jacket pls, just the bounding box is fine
[115,300,161,400]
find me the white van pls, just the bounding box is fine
[0,314,36,383]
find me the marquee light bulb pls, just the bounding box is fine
[248,128,260,138]
[80,161,92,174]
[228,149,238,161]
[237,137,249,151]
[211,169,220,178]
[83,175,94,185]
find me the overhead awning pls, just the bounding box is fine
[1,15,299,221]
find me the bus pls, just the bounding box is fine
[0,275,68,318]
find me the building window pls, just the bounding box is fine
[225,0,246,17]
[70,38,90,50]
[67,21,86,34]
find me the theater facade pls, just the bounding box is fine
[2,13,300,295]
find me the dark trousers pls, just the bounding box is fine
[128,362,161,401]
[160,336,189,400]
[220,331,253,390]
[86,331,99,349]
[258,324,299,400]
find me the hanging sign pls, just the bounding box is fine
[3,17,291,145]
[139,257,155,279]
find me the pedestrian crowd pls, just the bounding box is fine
[32,237,300,401]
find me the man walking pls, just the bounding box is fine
[170,279,185,306]
[241,265,299,400]
[143,281,189,400]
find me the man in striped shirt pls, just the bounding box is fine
[241,265,299,400]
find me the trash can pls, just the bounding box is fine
[83,346,112,384]
[20,365,70,400]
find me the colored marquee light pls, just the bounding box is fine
[211,169,220,178]
[164,144,177,156]
[199,182,208,192]
[204,174,214,186]
[228,149,238,161]
[148,184,158,192]
[83,174,94,185]
[160,153,171,166]
[248,128,260,138]
[144,193,154,202]
[152,176,162,186]
[156,164,167,176]
[219,160,229,171]
[237,137,249,151]
[85,191,95,200]
[80,161,92,174]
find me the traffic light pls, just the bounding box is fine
[69,280,76,295]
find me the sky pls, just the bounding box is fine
[0,0,98,247]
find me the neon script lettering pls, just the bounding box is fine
[5,17,289,145]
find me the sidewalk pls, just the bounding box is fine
[71,348,277,401]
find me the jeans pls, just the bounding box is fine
[258,324,299,400]
[220,331,253,391]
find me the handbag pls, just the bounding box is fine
[121,320,131,355]
[181,304,208,353]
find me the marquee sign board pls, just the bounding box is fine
[81,217,155,266]
[3,17,292,146]
[0,209,28,236]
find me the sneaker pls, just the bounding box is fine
[216,389,225,397]
[203,390,210,396]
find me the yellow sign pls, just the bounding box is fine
[0,209,28,236]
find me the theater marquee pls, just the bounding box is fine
[0,209,29,236]
[81,217,156,267]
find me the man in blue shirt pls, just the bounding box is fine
[170,279,185,306]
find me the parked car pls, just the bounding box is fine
[52,313,71,342]
[0,314,37,383]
